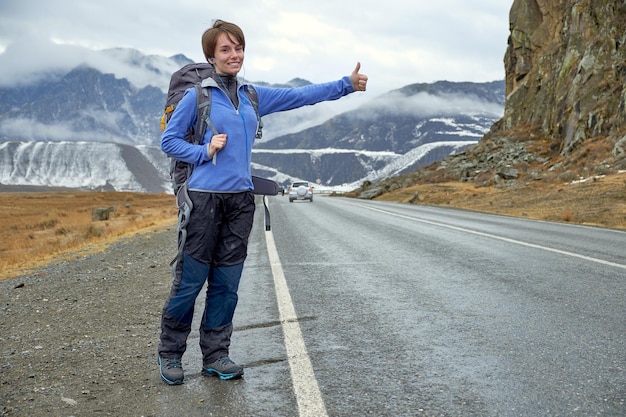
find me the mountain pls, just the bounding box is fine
[0,47,504,192]
[254,80,504,188]
[0,141,170,192]
[351,0,625,200]
[0,66,164,146]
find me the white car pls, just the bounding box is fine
[288,181,314,202]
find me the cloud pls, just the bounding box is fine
[358,91,504,119]
[0,0,512,97]
[0,118,128,143]
[0,36,179,90]
[0,118,84,141]
[0,37,83,86]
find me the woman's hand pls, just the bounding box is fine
[350,62,368,92]
[207,133,227,159]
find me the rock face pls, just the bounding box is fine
[501,0,626,153]
[354,0,626,199]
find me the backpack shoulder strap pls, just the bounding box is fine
[194,83,221,165]
[244,85,263,139]
[192,84,218,143]
[245,85,259,110]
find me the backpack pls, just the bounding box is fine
[161,63,279,274]
[160,62,264,194]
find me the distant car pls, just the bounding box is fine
[288,181,314,202]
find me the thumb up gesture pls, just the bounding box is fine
[350,62,368,92]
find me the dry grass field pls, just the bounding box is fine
[375,171,626,229]
[0,191,177,280]
[1,172,624,280]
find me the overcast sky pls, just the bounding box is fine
[0,0,513,98]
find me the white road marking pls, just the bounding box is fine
[360,204,626,270]
[264,206,329,417]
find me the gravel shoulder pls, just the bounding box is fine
[1,226,178,416]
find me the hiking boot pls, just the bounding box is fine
[158,356,184,385]
[202,357,244,380]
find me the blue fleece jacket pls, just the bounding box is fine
[161,76,355,193]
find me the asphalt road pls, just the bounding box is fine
[160,195,626,417]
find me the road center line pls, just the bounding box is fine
[359,204,626,270]
[264,208,329,417]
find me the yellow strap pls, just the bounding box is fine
[160,105,175,131]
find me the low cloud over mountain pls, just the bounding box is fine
[0,46,504,192]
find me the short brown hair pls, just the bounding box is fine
[201,20,246,62]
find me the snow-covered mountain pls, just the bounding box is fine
[0,141,170,193]
[0,46,504,192]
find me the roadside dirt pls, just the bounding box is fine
[0,226,176,417]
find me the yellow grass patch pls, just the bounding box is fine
[0,191,177,280]
[376,172,626,229]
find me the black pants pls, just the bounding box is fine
[158,191,255,363]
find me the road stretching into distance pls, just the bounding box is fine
[159,195,626,417]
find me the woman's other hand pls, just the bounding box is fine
[208,133,227,159]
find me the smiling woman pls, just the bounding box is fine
[157,17,369,386]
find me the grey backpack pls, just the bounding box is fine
[161,62,264,194]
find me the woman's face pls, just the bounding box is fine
[212,33,244,76]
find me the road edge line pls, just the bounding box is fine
[264,207,329,417]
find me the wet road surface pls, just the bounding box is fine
[158,195,626,416]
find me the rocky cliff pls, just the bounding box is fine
[502,0,625,155]
[355,0,626,199]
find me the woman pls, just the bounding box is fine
[158,19,368,385]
